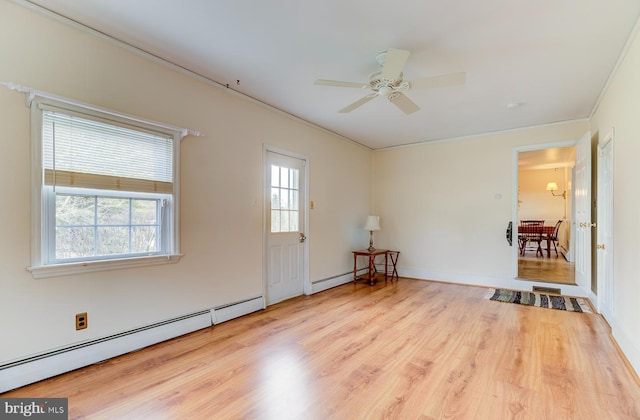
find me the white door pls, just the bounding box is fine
[597,131,614,319]
[265,150,306,305]
[574,131,592,292]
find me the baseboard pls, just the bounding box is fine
[560,246,573,262]
[211,297,264,324]
[0,296,266,393]
[607,315,640,379]
[398,266,590,297]
[399,266,520,290]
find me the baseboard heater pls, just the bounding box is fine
[310,270,360,294]
[211,296,264,324]
[0,296,264,393]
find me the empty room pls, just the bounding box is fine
[1,0,640,418]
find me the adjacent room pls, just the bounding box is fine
[517,147,575,284]
[2,0,640,417]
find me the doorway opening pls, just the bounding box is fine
[516,146,576,285]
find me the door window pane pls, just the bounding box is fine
[280,167,289,188]
[271,166,280,187]
[271,188,281,210]
[289,210,299,231]
[270,164,300,233]
[271,210,281,232]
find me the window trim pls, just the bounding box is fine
[27,254,182,279]
[28,98,183,278]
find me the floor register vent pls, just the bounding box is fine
[532,286,562,295]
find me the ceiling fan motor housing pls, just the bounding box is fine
[368,70,410,97]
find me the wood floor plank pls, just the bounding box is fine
[3,279,640,419]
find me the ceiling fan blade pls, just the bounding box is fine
[389,92,420,115]
[315,79,369,89]
[381,48,410,80]
[339,95,377,113]
[409,72,467,90]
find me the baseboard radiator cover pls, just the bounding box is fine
[311,270,356,294]
[211,296,265,324]
[0,295,265,393]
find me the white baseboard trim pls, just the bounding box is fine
[211,297,264,324]
[607,315,640,378]
[398,266,590,297]
[1,296,266,393]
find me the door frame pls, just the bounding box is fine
[262,145,311,304]
[511,139,578,281]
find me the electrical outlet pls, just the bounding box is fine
[75,312,88,330]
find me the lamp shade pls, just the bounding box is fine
[546,182,558,191]
[364,215,381,231]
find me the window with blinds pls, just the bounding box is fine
[33,101,180,269]
[42,108,174,194]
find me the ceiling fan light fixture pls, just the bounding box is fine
[315,48,466,115]
[378,86,394,97]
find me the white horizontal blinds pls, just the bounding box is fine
[42,108,173,194]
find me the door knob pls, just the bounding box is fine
[596,244,605,250]
[299,232,307,243]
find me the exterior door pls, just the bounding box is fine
[597,131,614,319]
[574,131,592,291]
[265,150,306,305]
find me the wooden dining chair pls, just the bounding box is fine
[519,220,544,257]
[548,220,562,257]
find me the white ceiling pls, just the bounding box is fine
[25,0,640,150]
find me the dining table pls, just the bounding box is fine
[518,224,555,257]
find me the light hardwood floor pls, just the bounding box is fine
[518,251,575,285]
[3,279,640,419]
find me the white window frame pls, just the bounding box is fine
[42,187,171,264]
[28,98,182,278]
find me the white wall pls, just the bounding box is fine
[0,2,371,363]
[372,121,588,288]
[518,168,568,222]
[589,21,640,375]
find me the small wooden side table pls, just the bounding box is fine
[352,249,388,285]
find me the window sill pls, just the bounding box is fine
[27,254,183,279]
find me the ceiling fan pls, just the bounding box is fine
[315,48,466,115]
